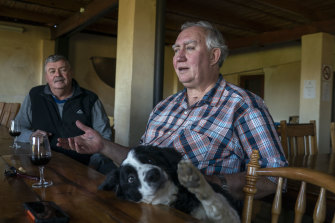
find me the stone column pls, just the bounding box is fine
[300,32,335,153]
[114,0,156,146]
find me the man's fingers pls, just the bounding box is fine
[68,138,76,150]
[75,120,90,132]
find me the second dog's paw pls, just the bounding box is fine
[177,160,201,189]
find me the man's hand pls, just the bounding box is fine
[30,130,52,139]
[57,120,104,154]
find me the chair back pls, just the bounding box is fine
[0,103,21,128]
[242,150,335,223]
[277,120,317,156]
[0,102,5,120]
[331,122,335,154]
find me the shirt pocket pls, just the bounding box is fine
[180,121,234,162]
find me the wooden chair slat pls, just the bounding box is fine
[278,120,317,156]
[242,150,335,223]
[294,181,306,223]
[0,103,20,128]
[313,188,326,223]
[271,177,283,223]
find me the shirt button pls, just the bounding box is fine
[184,111,188,115]
[168,131,172,134]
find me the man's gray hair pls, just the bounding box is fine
[44,54,71,73]
[181,21,228,67]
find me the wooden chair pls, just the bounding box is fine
[331,122,335,154]
[0,103,21,128]
[242,150,335,223]
[0,102,5,120]
[277,120,317,156]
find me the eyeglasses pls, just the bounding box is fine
[4,166,39,181]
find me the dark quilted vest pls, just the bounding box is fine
[30,81,98,165]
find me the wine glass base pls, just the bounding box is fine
[32,180,53,188]
[10,145,21,149]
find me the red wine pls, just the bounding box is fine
[31,155,51,166]
[9,131,21,137]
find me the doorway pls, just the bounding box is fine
[239,74,264,98]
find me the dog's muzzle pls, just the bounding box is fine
[144,168,166,188]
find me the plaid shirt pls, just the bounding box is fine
[140,75,287,175]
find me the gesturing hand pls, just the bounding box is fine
[57,120,104,154]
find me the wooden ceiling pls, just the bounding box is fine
[1,0,335,50]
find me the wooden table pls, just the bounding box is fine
[288,153,335,175]
[0,126,198,223]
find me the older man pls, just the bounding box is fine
[58,21,287,199]
[15,54,112,166]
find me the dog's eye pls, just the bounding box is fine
[147,159,153,164]
[128,176,135,184]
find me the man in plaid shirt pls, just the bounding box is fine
[58,21,287,200]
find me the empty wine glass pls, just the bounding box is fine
[30,135,53,188]
[9,120,21,149]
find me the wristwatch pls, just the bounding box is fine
[218,174,228,190]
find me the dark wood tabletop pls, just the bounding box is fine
[0,126,198,223]
[287,153,335,176]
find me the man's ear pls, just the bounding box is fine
[210,48,221,66]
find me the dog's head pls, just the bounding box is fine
[99,145,182,204]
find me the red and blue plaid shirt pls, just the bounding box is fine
[140,75,288,175]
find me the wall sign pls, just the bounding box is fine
[322,64,332,81]
[303,80,316,99]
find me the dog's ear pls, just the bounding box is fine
[98,168,126,199]
[98,168,120,191]
[161,148,183,168]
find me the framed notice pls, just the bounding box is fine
[303,80,316,99]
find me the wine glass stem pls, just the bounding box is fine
[39,166,45,185]
[14,136,17,147]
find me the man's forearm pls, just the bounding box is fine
[101,139,130,166]
[206,172,277,200]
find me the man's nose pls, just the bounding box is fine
[176,49,186,62]
[55,70,62,76]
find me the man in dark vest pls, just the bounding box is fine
[15,54,113,168]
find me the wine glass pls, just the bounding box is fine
[30,135,53,188]
[9,120,21,149]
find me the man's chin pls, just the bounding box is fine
[51,84,67,90]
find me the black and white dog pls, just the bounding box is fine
[99,145,240,223]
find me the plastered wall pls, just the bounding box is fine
[0,21,319,133]
[69,33,116,116]
[0,22,52,103]
[220,42,302,122]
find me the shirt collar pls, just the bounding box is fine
[175,75,225,108]
[44,79,83,103]
[44,79,82,98]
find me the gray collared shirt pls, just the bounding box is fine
[15,93,112,142]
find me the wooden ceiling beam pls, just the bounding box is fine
[51,0,118,39]
[0,6,63,25]
[166,0,275,33]
[254,0,323,21]
[13,0,88,12]
[228,18,335,50]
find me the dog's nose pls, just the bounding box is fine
[145,168,161,183]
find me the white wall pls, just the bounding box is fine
[69,33,116,116]
[221,42,301,122]
[0,22,53,103]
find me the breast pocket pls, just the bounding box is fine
[178,121,233,162]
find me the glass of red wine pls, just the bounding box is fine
[9,120,21,149]
[30,135,53,188]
